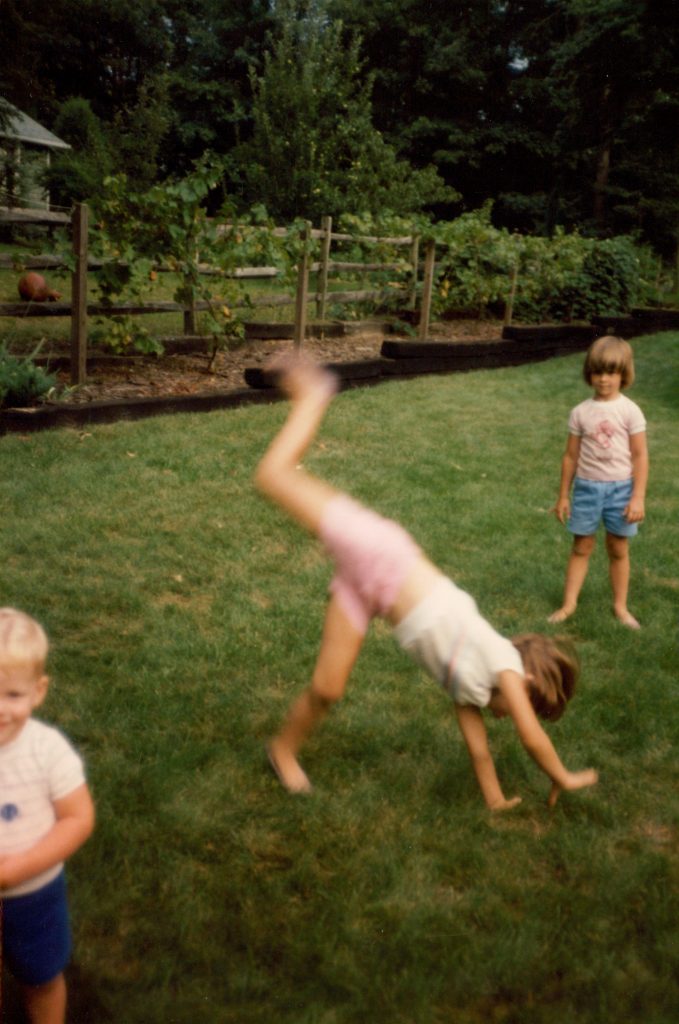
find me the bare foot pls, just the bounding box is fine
[266,741,313,794]
[615,609,641,630]
[548,606,575,624]
[265,353,338,404]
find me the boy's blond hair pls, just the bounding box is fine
[511,633,579,722]
[0,607,49,675]
[583,334,635,388]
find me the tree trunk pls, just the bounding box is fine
[593,82,613,230]
[593,135,612,229]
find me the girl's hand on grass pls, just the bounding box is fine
[490,795,522,812]
[548,768,599,808]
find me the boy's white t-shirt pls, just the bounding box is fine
[0,718,85,896]
[393,576,524,705]
[568,394,646,481]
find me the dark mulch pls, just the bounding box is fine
[52,319,505,405]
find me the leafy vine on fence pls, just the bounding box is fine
[15,183,666,363]
[87,157,297,356]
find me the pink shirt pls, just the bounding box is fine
[568,394,646,481]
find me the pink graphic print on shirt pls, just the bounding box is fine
[593,419,615,453]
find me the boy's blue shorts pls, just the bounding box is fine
[568,477,637,538]
[2,872,72,986]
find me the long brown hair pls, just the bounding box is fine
[511,633,579,721]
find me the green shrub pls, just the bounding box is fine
[429,204,659,323]
[0,344,56,407]
[432,203,514,316]
[529,234,655,322]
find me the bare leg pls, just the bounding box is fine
[23,974,67,1024]
[548,534,596,623]
[268,597,365,792]
[257,359,366,791]
[606,532,640,629]
[254,356,341,534]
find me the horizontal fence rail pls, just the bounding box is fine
[0,205,427,383]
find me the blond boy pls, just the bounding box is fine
[0,608,94,1024]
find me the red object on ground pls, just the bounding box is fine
[18,271,61,302]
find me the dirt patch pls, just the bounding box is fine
[54,319,505,405]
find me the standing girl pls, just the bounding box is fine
[255,355,597,808]
[549,335,648,629]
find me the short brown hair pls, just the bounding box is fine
[511,633,579,722]
[0,607,49,675]
[583,335,635,388]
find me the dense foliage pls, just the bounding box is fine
[2,0,678,261]
[87,158,288,354]
[429,205,659,322]
[57,189,657,356]
[230,1,454,220]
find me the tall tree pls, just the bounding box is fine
[508,0,679,246]
[232,0,452,220]
[160,0,274,174]
[328,0,522,210]
[0,0,170,122]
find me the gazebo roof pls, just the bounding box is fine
[0,102,70,150]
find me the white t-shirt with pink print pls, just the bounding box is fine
[568,394,646,482]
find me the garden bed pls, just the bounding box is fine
[0,317,606,432]
[47,318,505,404]
[1,318,504,433]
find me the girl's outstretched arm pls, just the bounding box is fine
[455,704,522,811]
[498,671,598,805]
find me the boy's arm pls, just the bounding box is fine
[455,704,521,811]
[0,783,95,891]
[625,431,648,522]
[553,434,581,524]
[497,671,598,806]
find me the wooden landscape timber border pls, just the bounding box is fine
[0,207,420,383]
[4,316,675,435]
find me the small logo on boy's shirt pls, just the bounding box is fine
[0,803,20,821]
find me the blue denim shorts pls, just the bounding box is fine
[2,872,72,986]
[568,477,637,538]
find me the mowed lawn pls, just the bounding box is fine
[1,333,677,1024]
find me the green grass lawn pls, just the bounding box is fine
[1,333,678,1023]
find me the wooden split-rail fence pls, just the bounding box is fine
[0,205,439,385]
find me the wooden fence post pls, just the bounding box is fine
[294,222,311,349]
[418,239,436,340]
[316,215,332,326]
[183,306,196,335]
[70,202,88,385]
[183,267,196,335]
[503,263,519,327]
[409,234,420,310]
